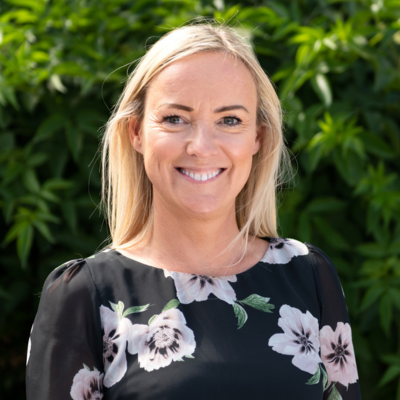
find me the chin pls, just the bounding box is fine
[177,196,227,217]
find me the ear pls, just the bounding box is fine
[252,124,263,155]
[129,117,143,154]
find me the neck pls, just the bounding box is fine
[142,196,246,274]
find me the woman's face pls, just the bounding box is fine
[130,51,262,219]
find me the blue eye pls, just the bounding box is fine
[163,115,182,124]
[223,116,241,126]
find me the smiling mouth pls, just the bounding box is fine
[176,168,225,182]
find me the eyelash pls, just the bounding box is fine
[162,115,242,126]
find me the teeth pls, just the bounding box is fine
[180,168,222,181]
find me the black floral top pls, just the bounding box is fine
[26,238,362,400]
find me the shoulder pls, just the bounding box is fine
[40,248,117,303]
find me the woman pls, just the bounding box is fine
[26,23,362,400]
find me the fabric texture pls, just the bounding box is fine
[26,238,362,400]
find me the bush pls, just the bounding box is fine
[1,0,399,398]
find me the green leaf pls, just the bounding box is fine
[380,294,392,335]
[184,354,195,359]
[312,216,349,250]
[65,121,82,162]
[148,315,158,325]
[233,302,248,329]
[162,299,180,312]
[327,384,342,400]
[306,365,321,385]
[22,169,41,193]
[32,220,54,243]
[378,365,400,387]
[122,304,150,318]
[34,114,66,142]
[176,358,184,362]
[311,74,332,107]
[321,365,328,390]
[83,363,90,371]
[43,178,73,191]
[306,197,346,214]
[109,301,126,319]
[360,286,384,311]
[239,294,275,313]
[17,224,33,269]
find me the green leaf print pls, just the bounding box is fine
[184,354,195,359]
[176,358,184,362]
[239,294,275,313]
[148,314,158,325]
[327,384,342,400]
[123,304,150,317]
[162,299,180,312]
[233,302,248,329]
[306,364,321,385]
[83,363,90,371]
[109,301,125,319]
[321,365,328,390]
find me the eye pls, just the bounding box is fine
[163,115,183,124]
[222,116,242,126]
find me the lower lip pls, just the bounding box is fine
[175,168,225,183]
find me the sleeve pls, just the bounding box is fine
[26,259,104,400]
[308,244,362,400]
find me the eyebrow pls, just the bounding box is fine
[158,103,249,113]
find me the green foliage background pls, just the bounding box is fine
[1,0,400,398]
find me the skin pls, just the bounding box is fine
[121,51,269,276]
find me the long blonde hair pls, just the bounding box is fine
[101,22,291,252]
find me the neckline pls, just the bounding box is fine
[110,237,272,278]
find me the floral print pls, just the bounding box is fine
[100,305,134,387]
[268,305,321,375]
[320,322,359,388]
[26,239,361,400]
[132,308,196,372]
[70,366,104,400]
[164,270,237,304]
[261,238,309,264]
[100,300,196,377]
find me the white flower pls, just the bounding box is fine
[164,270,237,304]
[268,305,321,375]
[260,238,309,264]
[100,305,134,388]
[70,367,104,400]
[26,324,33,365]
[129,308,196,372]
[320,322,358,387]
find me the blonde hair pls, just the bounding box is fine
[101,22,291,252]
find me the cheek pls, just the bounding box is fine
[141,133,182,176]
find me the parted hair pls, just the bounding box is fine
[101,21,291,252]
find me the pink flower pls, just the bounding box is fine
[100,305,134,387]
[164,270,237,304]
[260,238,309,264]
[128,308,196,372]
[320,322,358,388]
[268,305,321,375]
[70,367,104,400]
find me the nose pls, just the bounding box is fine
[186,124,218,158]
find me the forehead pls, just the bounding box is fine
[145,52,258,111]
